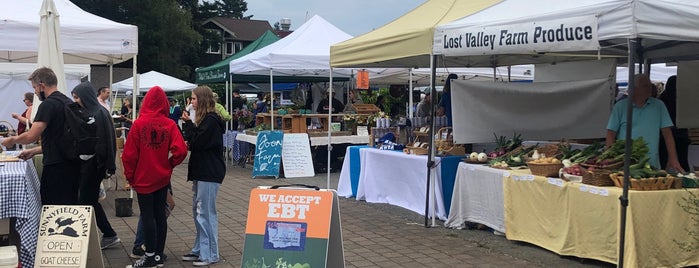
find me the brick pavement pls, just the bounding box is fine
[98,157,613,268]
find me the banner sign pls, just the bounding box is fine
[434,16,599,56]
[242,188,344,268]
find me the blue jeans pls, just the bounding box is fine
[189,181,220,263]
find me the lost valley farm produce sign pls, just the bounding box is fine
[434,16,599,56]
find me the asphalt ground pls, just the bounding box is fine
[98,155,615,268]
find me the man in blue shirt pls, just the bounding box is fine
[606,74,684,172]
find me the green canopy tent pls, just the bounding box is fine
[195,30,280,84]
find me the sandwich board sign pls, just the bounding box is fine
[242,186,345,268]
[35,205,104,268]
[253,130,284,178]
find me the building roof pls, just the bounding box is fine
[205,17,274,41]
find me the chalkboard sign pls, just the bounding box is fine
[282,134,315,178]
[253,130,284,178]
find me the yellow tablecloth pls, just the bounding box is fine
[504,169,699,268]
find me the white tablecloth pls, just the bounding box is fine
[235,133,370,146]
[309,135,369,146]
[0,158,40,267]
[353,148,447,220]
[445,163,508,233]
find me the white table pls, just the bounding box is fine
[0,157,41,267]
[445,163,508,233]
[235,133,370,146]
[350,148,448,220]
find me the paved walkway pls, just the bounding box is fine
[99,157,613,268]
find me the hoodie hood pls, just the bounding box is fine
[140,86,170,118]
[72,81,101,113]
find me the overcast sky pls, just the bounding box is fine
[244,0,427,37]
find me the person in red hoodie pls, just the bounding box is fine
[122,86,187,268]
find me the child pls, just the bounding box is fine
[122,86,187,268]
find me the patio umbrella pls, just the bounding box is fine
[31,0,67,120]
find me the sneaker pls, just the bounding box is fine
[181,253,199,261]
[129,245,145,259]
[193,259,219,267]
[126,254,157,268]
[100,236,121,250]
[155,254,166,268]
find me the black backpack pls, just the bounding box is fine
[60,102,99,161]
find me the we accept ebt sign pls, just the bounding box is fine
[434,15,599,56]
[242,188,336,268]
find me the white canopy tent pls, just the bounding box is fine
[0,63,89,129]
[0,0,138,64]
[432,1,699,266]
[0,0,139,123]
[229,15,409,186]
[112,70,196,93]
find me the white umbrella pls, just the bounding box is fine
[31,0,67,120]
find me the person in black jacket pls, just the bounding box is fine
[180,86,225,266]
[71,81,120,249]
[658,75,690,171]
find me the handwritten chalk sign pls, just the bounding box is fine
[282,134,315,178]
[253,130,284,178]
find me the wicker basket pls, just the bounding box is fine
[403,145,429,155]
[527,162,564,177]
[609,172,678,190]
[580,160,624,171]
[582,169,616,186]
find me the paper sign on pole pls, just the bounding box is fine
[356,70,369,90]
[34,205,104,268]
[242,187,345,268]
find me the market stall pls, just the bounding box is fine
[337,146,463,220]
[504,168,699,267]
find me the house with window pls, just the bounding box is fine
[200,17,275,67]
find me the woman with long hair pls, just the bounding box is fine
[180,86,225,266]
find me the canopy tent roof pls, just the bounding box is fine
[112,71,196,93]
[229,15,355,79]
[196,30,280,84]
[228,15,410,83]
[0,0,138,64]
[433,0,699,67]
[329,0,501,68]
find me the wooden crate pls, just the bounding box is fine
[353,104,381,114]
[689,128,699,144]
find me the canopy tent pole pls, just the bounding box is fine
[130,54,138,200]
[270,69,274,130]
[409,69,414,118]
[618,38,641,268]
[425,54,438,227]
[109,63,115,111]
[226,79,230,131]
[327,71,334,189]
[507,66,512,82]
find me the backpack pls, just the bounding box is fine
[60,102,99,161]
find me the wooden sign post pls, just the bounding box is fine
[34,205,104,268]
[242,186,344,268]
[282,133,315,178]
[253,130,284,178]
